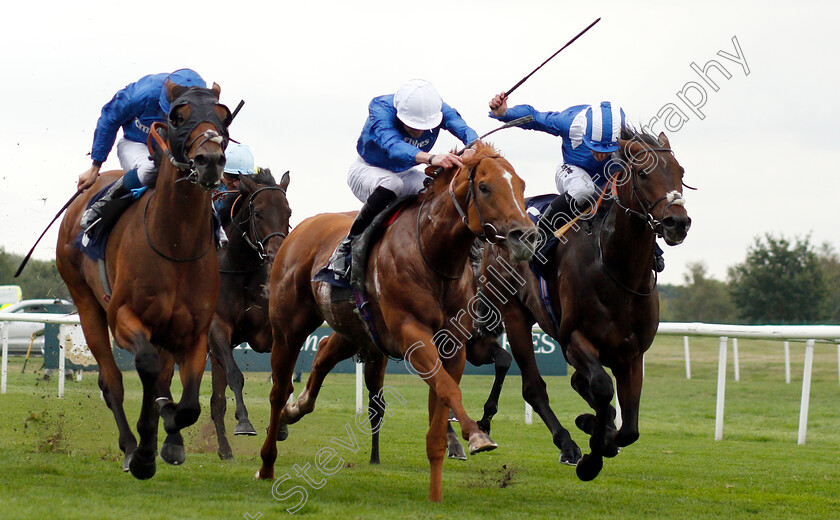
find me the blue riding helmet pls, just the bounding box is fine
[158,68,206,116]
[581,101,626,153]
[224,143,255,175]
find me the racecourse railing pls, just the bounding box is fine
[3,315,840,445]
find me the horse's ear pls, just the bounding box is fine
[238,175,255,193]
[166,80,188,104]
[279,171,290,192]
[211,82,221,99]
[658,132,671,147]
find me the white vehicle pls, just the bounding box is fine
[0,299,76,355]
[0,285,22,310]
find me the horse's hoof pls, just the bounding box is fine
[122,452,133,472]
[255,468,273,480]
[559,445,582,466]
[218,449,235,461]
[160,435,186,466]
[575,453,603,482]
[447,440,468,461]
[129,450,157,480]
[234,421,258,436]
[468,432,498,455]
[575,413,596,435]
[277,423,289,442]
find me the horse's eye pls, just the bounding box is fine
[479,183,490,194]
[254,210,262,219]
[169,110,185,127]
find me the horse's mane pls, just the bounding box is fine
[431,141,502,193]
[620,126,664,149]
[251,167,277,187]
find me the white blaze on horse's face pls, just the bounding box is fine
[503,170,527,218]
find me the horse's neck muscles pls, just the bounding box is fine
[147,165,213,255]
[416,190,475,278]
[600,190,656,285]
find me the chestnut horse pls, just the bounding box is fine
[208,169,291,459]
[480,129,691,481]
[56,82,231,479]
[256,142,537,502]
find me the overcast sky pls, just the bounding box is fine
[2,0,838,286]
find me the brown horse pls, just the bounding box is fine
[207,169,291,459]
[256,142,537,502]
[480,129,691,481]
[55,82,231,479]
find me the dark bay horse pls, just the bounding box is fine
[256,142,537,502]
[207,169,291,459]
[56,82,231,479]
[480,129,692,481]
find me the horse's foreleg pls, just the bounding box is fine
[162,335,208,435]
[467,336,512,435]
[426,387,450,502]
[282,334,357,424]
[130,332,162,480]
[156,351,186,466]
[613,354,644,448]
[209,355,235,460]
[258,327,308,480]
[401,323,494,456]
[504,311,581,465]
[364,354,387,464]
[566,331,617,481]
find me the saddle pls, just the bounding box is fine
[76,182,146,261]
[321,196,415,360]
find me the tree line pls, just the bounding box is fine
[3,233,838,325]
[659,234,840,325]
[0,248,70,301]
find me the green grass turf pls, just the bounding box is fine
[0,335,838,519]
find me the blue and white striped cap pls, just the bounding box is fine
[581,101,626,153]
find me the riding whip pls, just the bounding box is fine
[504,17,601,97]
[460,115,535,154]
[14,190,82,277]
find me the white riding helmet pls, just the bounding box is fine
[393,79,443,131]
[224,143,255,175]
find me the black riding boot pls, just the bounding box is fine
[536,193,579,255]
[80,176,133,235]
[318,187,397,281]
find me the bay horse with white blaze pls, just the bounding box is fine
[480,129,691,480]
[256,142,537,502]
[56,82,231,479]
[207,169,291,459]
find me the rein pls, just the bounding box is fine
[230,185,289,263]
[596,145,680,297]
[416,155,508,279]
[447,156,507,244]
[149,123,225,185]
[613,146,685,236]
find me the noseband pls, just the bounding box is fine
[230,185,289,263]
[614,146,685,238]
[447,156,508,244]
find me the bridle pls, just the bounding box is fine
[417,155,515,279]
[142,91,230,262]
[612,146,685,238]
[597,144,687,296]
[447,155,509,244]
[228,185,289,263]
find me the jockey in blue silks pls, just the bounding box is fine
[77,69,206,235]
[316,79,479,282]
[488,92,665,271]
